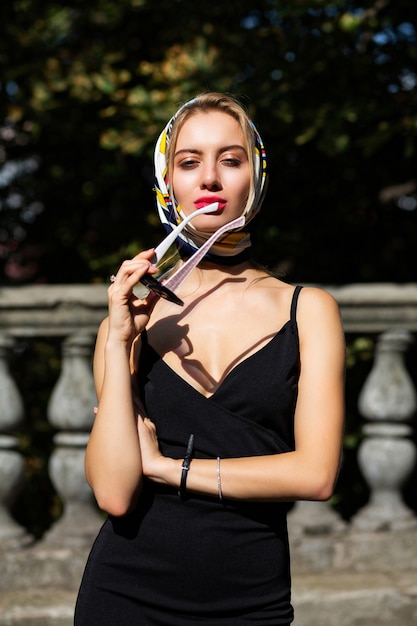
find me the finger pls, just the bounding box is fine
[143,417,157,433]
[109,249,159,285]
[109,260,157,291]
[132,248,156,262]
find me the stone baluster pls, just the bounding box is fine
[352,328,417,531]
[0,333,31,547]
[45,332,102,547]
[288,499,346,537]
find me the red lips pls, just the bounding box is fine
[194,197,226,211]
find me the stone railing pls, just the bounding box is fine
[0,283,416,550]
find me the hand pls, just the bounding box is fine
[137,416,166,481]
[107,249,158,345]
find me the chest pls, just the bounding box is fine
[139,320,299,451]
[146,295,288,397]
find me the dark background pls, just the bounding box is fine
[1,0,416,286]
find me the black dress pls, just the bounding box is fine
[74,286,302,626]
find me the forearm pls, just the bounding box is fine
[147,449,340,503]
[85,340,143,515]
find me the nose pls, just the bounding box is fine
[200,161,222,191]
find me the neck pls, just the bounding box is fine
[180,246,252,267]
[177,258,255,291]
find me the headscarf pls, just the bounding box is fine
[153,97,268,264]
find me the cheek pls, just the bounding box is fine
[237,178,251,202]
[171,171,192,200]
[232,166,251,199]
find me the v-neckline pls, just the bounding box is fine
[143,320,292,400]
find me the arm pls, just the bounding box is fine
[139,287,345,502]
[84,250,158,516]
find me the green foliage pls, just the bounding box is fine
[1,0,416,285]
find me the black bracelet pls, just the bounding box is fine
[179,434,194,500]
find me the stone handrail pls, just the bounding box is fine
[2,283,417,335]
[0,283,416,548]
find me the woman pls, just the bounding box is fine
[75,92,345,625]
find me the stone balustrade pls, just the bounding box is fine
[0,283,416,549]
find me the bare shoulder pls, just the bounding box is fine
[297,286,344,340]
[249,274,299,321]
[97,316,109,336]
[298,286,341,314]
[93,317,109,367]
[94,316,109,352]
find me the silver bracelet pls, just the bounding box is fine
[216,456,223,501]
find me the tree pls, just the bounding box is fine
[1,0,416,285]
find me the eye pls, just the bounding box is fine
[220,148,247,167]
[176,157,200,169]
[221,157,242,167]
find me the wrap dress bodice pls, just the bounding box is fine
[74,285,302,625]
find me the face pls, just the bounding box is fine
[171,111,251,233]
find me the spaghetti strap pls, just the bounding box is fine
[290,285,303,325]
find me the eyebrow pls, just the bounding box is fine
[174,144,248,158]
